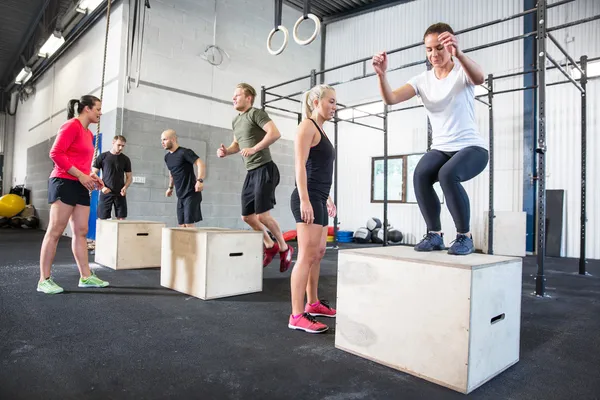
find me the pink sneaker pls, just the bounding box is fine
[288,313,329,334]
[305,299,336,318]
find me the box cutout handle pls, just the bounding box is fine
[491,313,505,324]
[136,233,149,236]
[229,252,243,257]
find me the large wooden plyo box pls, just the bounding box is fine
[94,220,166,270]
[482,211,527,257]
[160,227,264,300]
[335,246,522,394]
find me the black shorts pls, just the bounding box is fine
[290,188,328,226]
[241,161,280,216]
[48,177,90,206]
[177,192,203,225]
[98,193,128,219]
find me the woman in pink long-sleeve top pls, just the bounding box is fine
[37,95,110,294]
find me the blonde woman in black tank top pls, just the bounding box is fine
[288,84,338,334]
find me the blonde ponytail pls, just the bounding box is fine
[301,84,335,120]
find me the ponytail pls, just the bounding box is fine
[67,99,79,119]
[66,95,101,120]
[301,84,335,120]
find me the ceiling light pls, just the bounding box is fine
[77,0,104,13]
[38,32,65,58]
[15,67,32,85]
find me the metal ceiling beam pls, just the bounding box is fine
[0,0,53,88]
[323,0,415,24]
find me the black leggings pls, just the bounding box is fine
[413,146,489,233]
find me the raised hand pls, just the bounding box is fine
[372,52,388,76]
[438,32,460,57]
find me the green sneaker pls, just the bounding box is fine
[78,272,109,288]
[37,278,64,294]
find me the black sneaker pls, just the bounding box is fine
[414,232,445,251]
[448,234,475,255]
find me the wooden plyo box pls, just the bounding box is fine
[160,227,264,300]
[483,211,527,257]
[94,220,166,270]
[335,246,522,394]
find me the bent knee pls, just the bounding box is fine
[72,226,89,237]
[241,215,255,224]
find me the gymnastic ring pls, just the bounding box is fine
[293,13,320,46]
[267,25,289,56]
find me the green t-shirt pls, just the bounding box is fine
[233,107,273,170]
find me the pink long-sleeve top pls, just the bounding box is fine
[49,118,94,180]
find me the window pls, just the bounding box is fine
[371,153,444,203]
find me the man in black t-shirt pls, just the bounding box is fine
[92,135,132,220]
[161,129,205,227]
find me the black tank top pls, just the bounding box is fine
[304,119,335,199]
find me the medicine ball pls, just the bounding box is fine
[24,216,39,229]
[388,229,403,244]
[9,216,23,228]
[371,228,384,244]
[366,217,382,231]
[353,227,371,243]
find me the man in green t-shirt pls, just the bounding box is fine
[217,83,293,272]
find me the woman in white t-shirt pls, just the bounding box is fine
[372,23,489,255]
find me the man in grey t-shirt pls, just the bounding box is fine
[217,83,293,272]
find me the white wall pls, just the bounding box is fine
[325,0,524,250]
[545,0,600,258]
[122,0,322,139]
[12,4,124,186]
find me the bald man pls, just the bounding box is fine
[161,129,206,227]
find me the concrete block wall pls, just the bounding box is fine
[121,109,296,230]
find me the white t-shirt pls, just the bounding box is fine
[407,62,487,152]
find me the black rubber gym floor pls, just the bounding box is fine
[1,229,599,400]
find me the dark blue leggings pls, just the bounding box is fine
[413,146,489,233]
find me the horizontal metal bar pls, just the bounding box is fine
[547,75,600,88]
[491,86,538,95]
[264,91,303,105]
[388,104,424,114]
[337,98,383,111]
[475,97,490,107]
[264,104,300,116]
[334,117,384,131]
[464,30,538,54]
[264,90,304,105]
[453,7,537,36]
[548,32,584,77]
[548,0,578,8]
[338,112,385,122]
[546,52,584,93]
[548,14,600,32]
[264,74,312,91]
[491,69,537,80]
[489,55,599,82]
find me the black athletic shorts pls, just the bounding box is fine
[290,188,328,227]
[241,161,280,216]
[98,193,128,219]
[48,177,90,207]
[177,192,203,225]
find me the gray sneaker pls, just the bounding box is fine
[414,232,445,251]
